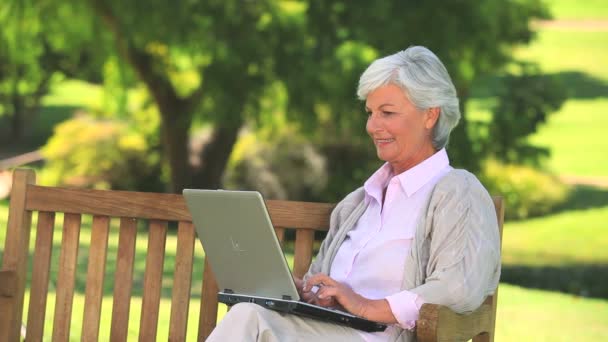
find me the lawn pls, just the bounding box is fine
[497,284,608,341]
[514,29,608,80]
[2,199,608,340]
[546,0,608,20]
[503,205,608,266]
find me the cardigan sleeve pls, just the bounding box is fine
[408,172,501,313]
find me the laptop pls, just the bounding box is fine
[182,189,387,332]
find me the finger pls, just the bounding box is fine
[317,285,339,300]
[303,273,327,290]
[305,273,337,289]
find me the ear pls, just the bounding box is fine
[425,107,440,130]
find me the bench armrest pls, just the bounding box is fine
[0,271,17,298]
[416,302,492,342]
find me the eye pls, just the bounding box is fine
[382,111,395,116]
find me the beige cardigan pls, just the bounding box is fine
[305,169,501,341]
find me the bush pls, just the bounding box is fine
[40,113,164,191]
[224,128,327,201]
[480,159,570,220]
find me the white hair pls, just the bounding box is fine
[357,46,461,150]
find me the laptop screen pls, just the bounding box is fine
[183,189,300,300]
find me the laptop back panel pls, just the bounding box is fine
[183,189,299,300]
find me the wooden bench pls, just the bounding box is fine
[0,169,503,341]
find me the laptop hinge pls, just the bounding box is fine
[282,295,292,300]
[223,289,234,294]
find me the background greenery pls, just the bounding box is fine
[1,0,607,340]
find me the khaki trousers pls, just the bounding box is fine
[206,303,365,341]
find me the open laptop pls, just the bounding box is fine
[182,189,387,332]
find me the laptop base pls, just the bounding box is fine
[219,292,387,333]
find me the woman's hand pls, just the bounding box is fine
[303,273,370,317]
[293,277,316,303]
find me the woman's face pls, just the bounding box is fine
[365,84,439,174]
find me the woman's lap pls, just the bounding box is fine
[207,303,365,342]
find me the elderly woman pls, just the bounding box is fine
[207,46,500,342]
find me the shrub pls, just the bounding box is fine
[479,159,570,220]
[224,128,327,201]
[40,113,164,191]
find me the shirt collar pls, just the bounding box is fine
[363,163,393,205]
[396,148,450,197]
[363,148,450,202]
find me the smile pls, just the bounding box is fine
[375,138,395,144]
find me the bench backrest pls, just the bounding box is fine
[0,169,503,341]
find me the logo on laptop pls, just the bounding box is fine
[230,236,247,254]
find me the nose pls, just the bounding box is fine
[366,112,381,133]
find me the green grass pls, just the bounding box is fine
[515,29,608,80]
[528,99,608,177]
[503,205,608,266]
[546,0,608,20]
[496,284,608,341]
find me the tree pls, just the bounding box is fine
[486,63,566,165]
[0,1,105,142]
[82,0,549,192]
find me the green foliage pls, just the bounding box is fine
[224,128,327,201]
[318,141,380,203]
[78,0,553,190]
[41,114,163,191]
[485,63,567,165]
[0,0,107,141]
[480,159,570,220]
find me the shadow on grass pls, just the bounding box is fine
[555,184,608,213]
[501,264,608,299]
[471,70,608,100]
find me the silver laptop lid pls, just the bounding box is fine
[183,189,300,300]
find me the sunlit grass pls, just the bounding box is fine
[515,29,608,80]
[496,284,608,341]
[502,205,608,266]
[546,0,608,20]
[528,99,608,177]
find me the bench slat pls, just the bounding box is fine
[138,220,168,341]
[274,227,285,245]
[293,229,315,279]
[82,215,110,341]
[198,258,219,342]
[110,217,138,341]
[26,211,56,341]
[52,213,81,342]
[25,185,334,229]
[168,221,196,341]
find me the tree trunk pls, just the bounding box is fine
[90,0,245,193]
[192,118,243,190]
[160,109,192,193]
